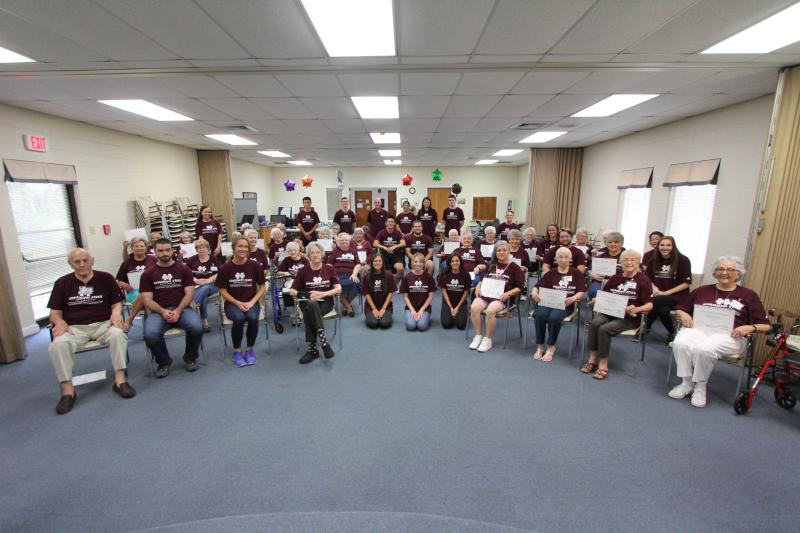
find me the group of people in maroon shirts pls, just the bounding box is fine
[47,199,769,415]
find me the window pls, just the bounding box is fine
[617,188,650,253]
[7,182,80,321]
[666,184,716,274]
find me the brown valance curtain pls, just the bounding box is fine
[528,147,583,232]
[617,167,653,189]
[3,159,78,185]
[662,158,720,187]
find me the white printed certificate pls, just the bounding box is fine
[538,287,566,310]
[256,238,265,250]
[594,291,629,319]
[693,305,735,336]
[480,277,506,299]
[526,248,537,263]
[480,244,495,259]
[443,241,459,254]
[127,271,143,291]
[592,257,618,277]
[316,238,333,252]
[180,243,197,258]
[221,242,233,257]
[124,228,148,242]
[357,250,367,264]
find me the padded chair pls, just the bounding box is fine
[580,310,649,377]
[293,294,343,352]
[216,294,271,362]
[523,300,582,360]
[48,326,130,387]
[466,293,523,348]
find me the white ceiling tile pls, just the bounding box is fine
[43,77,186,99]
[329,57,399,66]
[654,93,764,117]
[563,71,658,94]
[610,53,691,63]
[401,132,434,145]
[399,55,470,64]
[0,79,81,100]
[510,71,590,94]
[96,0,249,59]
[198,98,275,120]
[398,0,494,55]
[477,0,595,54]
[486,94,554,117]
[299,98,358,119]
[432,132,465,143]
[0,11,107,62]
[113,60,193,69]
[194,0,324,58]
[444,95,502,117]
[250,98,314,119]
[454,72,525,95]
[338,73,399,96]
[336,133,372,144]
[4,100,113,122]
[524,93,600,117]
[283,120,333,134]
[212,75,292,97]
[396,118,441,132]
[474,117,519,132]
[400,96,451,118]
[437,118,481,132]
[672,69,778,94]
[158,76,239,98]
[239,120,297,134]
[276,74,345,97]
[611,93,712,117]
[257,58,330,67]
[400,73,461,96]
[622,69,722,93]
[149,99,234,121]
[321,119,366,133]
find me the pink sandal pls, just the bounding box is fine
[532,348,545,360]
[542,350,555,362]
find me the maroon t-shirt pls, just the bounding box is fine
[509,247,531,270]
[216,260,266,304]
[290,263,341,305]
[442,207,465,233]
[416,208,438,237]
[353,240,374,264]
[642,249,656,270]
[195,219,223,251]
[645,254,692,297]
[536,267,586,301]
[400,271,436,311]
[396,211,416,234]
[375,229,405,250]
[295,209,320,233]
[406,233,433,257]
[593,248,625,275]
[451,245,484,272]
[497,223,521,240]
[327,245,359,276]
[248,248,269,271]
[278,255,310,276]
[48,271,122,326]
[268,240,287,261]
[677,284,768,329]
[333,209,356,235]
[139,262,194,308]
[543,245,587,270]
[367,208,389,236]
[185,255,219,280]
[536,239,559,259]
[362,271,397,314]
[575,244,594,268]
[438,269,471,306]
[482,261,526,296]
[116,254,156,283]
[523,239,540,267]
[601,272,653,326]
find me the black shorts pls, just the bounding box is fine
[381,250,405,267]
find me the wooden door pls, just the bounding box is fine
[473,196,497,221]
[354,190,372,227]
[388,189,397,215]
[427,187,451,220]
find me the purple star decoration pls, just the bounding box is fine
[283,178,296,191]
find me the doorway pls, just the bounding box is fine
[354,190,372,227]
[427,187,452,219]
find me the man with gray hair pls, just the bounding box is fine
[48,248,135,415]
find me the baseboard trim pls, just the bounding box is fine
[22,324,40,337]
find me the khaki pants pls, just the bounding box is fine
[48,321,128,382]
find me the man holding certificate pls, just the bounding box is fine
[669,256,769,407]
[583,249,652,380]
[469,241,525,353]
[530,247,586,361]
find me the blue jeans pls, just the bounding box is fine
[405,309,431,331]
[143,307,203,366]
[338,273,358,296]
[587,280,602,300]
[534,305,571,346]
[193,284,218,319]
[225,303,260,349]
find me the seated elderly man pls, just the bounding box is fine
[48,248,135,415]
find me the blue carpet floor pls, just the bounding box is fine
[1,295,798,532]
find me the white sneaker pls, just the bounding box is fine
[477,337,493,353]
[690,383,707,408]
[469,335,483,350]
[668,382,694,399]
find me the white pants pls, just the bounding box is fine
[48,321,128,382]
[671,328,745,384]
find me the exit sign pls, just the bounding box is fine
[23,134,47,152]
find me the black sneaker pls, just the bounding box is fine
[184,360,199,372]
[299,350,319,364]
[322,343,335,359]
[55,392,77,415]
[112,382,136,399]
[155,365,170,378]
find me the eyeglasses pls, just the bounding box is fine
[714,267,738,273]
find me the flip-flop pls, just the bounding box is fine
[542,351,555,362]
[532,348,545,360]
[592,367,609,380]
[580,362,598,374]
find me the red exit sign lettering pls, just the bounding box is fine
[23,134,47,152]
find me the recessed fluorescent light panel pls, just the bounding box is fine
[475,160,498,165]
[571,94,658,117]
[205,134,256,146]
[378,149,401,157]
[99,99,194,121]
[289,160,312,166]
[703,2,800,53]
[492,149,523,157]
[352,96,399,119]
[0,46,35,63]
[518,131,567,143]
[370,132,401,144]
[301,0,395,57]
[383,160,402,165]
[259,150,291,158]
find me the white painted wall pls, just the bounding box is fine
[0,103,201,334]
[230,157,271,216]
[577,95,773,283]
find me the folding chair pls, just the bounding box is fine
[217,294,271,363]
[142,309,206,376]
[48,326,130,387]
[466,293,523,348]
[580,311,649,377]
[523,300,582,359]
[294,294,343,352]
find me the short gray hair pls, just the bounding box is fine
[713,255,746,276]
[286,241,300,253]
[620,249,641,264]
[448,229,459,237]
[507,229,522,240]
[484,226,496,235]
[555,246,573,259]
[129,236,148,248]
[306,242,325,256]
[605,231,624,245]
[270,227,283,239]
[522,226,536,238]
[67,248,92,263]
[244,229,258,238]
[180,231,193,240]
[337,232,351,241]
[317,227,332,239]
[575,227,589,238]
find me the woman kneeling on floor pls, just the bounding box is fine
[582,249,652,380]
[400,253,436,331]
[438,254,471,330]
[363,254,396,329]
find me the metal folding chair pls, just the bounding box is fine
[142,309,206,376]
[48,326,130,387]
[580,310,649,377]
[217,294,271,363]
[523,300,582,359]
[294,294,343,352]
[465,293,523,348]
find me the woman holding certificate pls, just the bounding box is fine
[530,247,586,361]
[669,256,769,407]
[469,241,526,353]
[586,231,625,300]
[582,249,652,380]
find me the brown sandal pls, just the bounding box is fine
[592,367,609,380]
[580,362,598,374]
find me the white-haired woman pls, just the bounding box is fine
[574,227,593,257]
[480,226,498,260]
[583,249,652,380]
[116,236,156,302]
[327,232,361,316]
[268,227,287,262]
[587,231,625,300]
[669,256,769,407]
[244,228,268,271]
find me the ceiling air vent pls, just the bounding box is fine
[513,122,548,130]
[222,124,258,132]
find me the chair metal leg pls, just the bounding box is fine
[666,355,674,389]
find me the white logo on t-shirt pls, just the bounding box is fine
[162,274,173,281]
[715,298,744,311]
[78,286,94,297]
[197,266,207,273]
[661,264,670,272]
[235,272,245,280]
[313,276,322,284]
[414,280,422,287]
[135,265,146,271]
[558,278,569,288]
[375,280,382,288]
[450,279,459,286]
[386,237,394,243]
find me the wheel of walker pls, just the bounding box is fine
[734,392,749,415]
[275,322,284,334]
[774,387,796,410]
